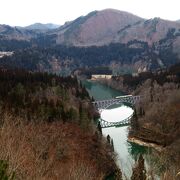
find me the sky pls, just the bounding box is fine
[0,0,179,26]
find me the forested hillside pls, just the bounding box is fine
[97,64,180,178]
[0,68,121,179]
[0,68,92,123]
[0,41,179,75]
[0,9,180,73]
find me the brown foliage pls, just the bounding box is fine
[0,114,118,179]
[134,81,180,146]
[131,155,146,180]
[130,80,180,178]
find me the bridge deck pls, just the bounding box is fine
[93,95,140,110]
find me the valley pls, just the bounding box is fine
[94,64,180,179]
[0,9,180,73]
[0,8,179,180]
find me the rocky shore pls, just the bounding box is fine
[128,137,164,152]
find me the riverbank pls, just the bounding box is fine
[83,78,180,179]
[89,79,169,153]
[82,80,148,178]
[128,137,164,152]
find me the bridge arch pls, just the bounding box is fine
[100,113,134,128]
[93,95,140,128]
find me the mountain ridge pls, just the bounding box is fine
[52,9,144,46]
[23,23,60,30]
[0,9,180,72]
[0,9,180,47]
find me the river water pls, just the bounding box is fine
[82,80,148,178]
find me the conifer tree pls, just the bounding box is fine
[131,155,146,180]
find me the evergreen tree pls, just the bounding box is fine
[111,139,114,152]
[107,135,111,144]
[79,103,89,129]
[97,121,102,134]
[0,160,15,180]
[91,96,95,102]
[131,108,139,131]
[131,155,146,180]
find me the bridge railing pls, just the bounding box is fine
[93,95,141,105]
[93,95,141,111]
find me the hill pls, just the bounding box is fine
[0,24,38,40]
[0,9,180,72]
[1,9,180,48]
[114,18,180,45]
[47,9,180,48]
[51,9,144,46]
[24,23,60,30]
[0,68,120,179]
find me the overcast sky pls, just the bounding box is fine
[0,0,179,26]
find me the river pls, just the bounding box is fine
[82,80,149,178]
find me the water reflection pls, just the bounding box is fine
[101,106,133,122]
[102,126,133,176]
[127,142,149,162]
[82,80,153,178]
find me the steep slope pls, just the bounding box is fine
[53,9,144,46]
[114,18,180,45]
[0,9,180,72]
[51,10,180,48]
[0,68,120,179]
[1,9,180,48]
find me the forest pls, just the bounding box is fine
[97,63,180,179]
[0,68,121,179]
[0,40,179,75]
[0,43,147,72]
[0,27,180,179]
[0,68,93,123]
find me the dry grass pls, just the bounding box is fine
[0,113,117,179]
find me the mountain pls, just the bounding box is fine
[48,9,180,64]
[24,23,60,30]
[0,9,180,72]
[49,9,180,48]
[0,23,59,42]
[51,9,144,46]
[0,24,43,50]
[114,17,180,45]
[1,9,180,47]
[0,24,38,40]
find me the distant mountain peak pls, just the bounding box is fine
[0,8,180,49]
[53,8,144,46]
[98,8,142,17]
[24,23,60,30]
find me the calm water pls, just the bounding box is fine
[82,80,148,178]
